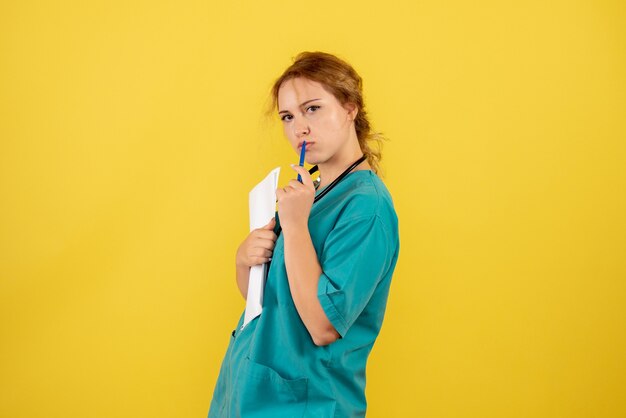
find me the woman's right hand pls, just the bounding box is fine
[235,217,278,268]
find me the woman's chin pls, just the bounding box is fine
[306,156,323,166]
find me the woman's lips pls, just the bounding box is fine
[298,141,315,150]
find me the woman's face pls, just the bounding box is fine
[277,77,357,165]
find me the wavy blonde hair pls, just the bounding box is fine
[265,51,386,175]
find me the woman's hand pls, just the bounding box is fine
[235,217,278,268]
[276,165,315,232]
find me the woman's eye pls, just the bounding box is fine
[280,106,318,121]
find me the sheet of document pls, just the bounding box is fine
[242,167,280,330]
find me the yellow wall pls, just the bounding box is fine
[1,1,624,417]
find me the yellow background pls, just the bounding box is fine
[1,1,624,417]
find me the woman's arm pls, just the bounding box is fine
[283,225,340,346]
[235,263,250,299]
[276,165,340,346]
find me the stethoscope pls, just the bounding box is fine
[274,153,367,237]
[265,154,368,277]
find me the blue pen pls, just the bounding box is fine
[297,140,306,182]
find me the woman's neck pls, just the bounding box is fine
[317,151,371,190]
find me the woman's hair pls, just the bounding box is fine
[265,51,386,175]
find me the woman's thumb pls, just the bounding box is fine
[264,217,276,229]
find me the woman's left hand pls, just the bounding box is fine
[276,164,315,232]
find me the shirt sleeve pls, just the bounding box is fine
[316,214,395,337]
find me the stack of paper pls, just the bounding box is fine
[242,167,280,330]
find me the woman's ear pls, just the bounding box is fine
[344,102,358,121]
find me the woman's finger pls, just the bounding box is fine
[290,164,315,189]
[253,239,275,251]
[286,179,304,190]
[253,230,277,241]
[251,247,272,258]
[251,256,270,265]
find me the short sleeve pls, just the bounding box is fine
[317,214,395,337]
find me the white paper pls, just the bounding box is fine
[242,167,280,329]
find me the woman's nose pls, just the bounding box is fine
[294,120,310,137]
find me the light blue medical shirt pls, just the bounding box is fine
[208,170,400,418]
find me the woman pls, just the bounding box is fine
[209,51,400,418]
